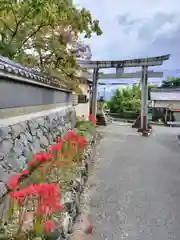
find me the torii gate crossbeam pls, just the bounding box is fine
[78,54,170,136]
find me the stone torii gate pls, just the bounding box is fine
[78,54,170,135]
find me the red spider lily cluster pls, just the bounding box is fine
[7,129,90,236]
[64,130,88,150]
[11,183,63,213]
[89,114,96,125]
[44,219,56,232]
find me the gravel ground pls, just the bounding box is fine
[71,124,180,240]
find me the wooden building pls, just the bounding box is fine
[150,88,180,123]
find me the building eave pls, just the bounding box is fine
[151,88,180,92]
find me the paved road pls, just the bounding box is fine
[85,123,180,240]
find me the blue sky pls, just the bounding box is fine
[75,0,180,98]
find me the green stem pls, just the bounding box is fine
[34,198,43,236]
[15,198,28,237]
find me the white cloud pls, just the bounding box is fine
[75,0,180,71]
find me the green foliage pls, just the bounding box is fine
[0,0,103,90]
[107,84,141,115]
[107,83,158,117]
[161,77,180,88]
[76,118,95,137]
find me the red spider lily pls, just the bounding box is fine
[8,173,22,190]
[77,136,88,149]
[57,137,63,144]
[64,132,87,145]
[10,184,63,215]
[44,220,56,232]
[33,153,53,163]
[64,131,79,141]
[28,161,36,167]
[36,184,63,215]
[63,132,88,153]
[8,169,31,190]
[51,143,62,152]
[37,201,64,215]
[21,169,29,176]
[9,188,28,204]
[89,114,96,125]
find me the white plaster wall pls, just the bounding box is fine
[151,91,180,101]
[154,100,180,109]
[75,103,90,120]
[74,83,90,119]
[79,83,90,99]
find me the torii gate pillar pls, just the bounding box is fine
[90,68,99,117]
[139,65,151,136]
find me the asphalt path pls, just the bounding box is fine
[84,123,180,240]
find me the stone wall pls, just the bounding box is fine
[0,105,76,182]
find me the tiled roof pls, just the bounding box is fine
[0,56,70,91]
[151,87,180,92]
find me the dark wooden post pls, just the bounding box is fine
[142,65,149,135]
[91,68,99,117]
[140,67,144,130]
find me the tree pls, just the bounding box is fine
[161,77,180,88]
[107,84,141,114]
[107,84,157,115]
[0,0,103,90]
